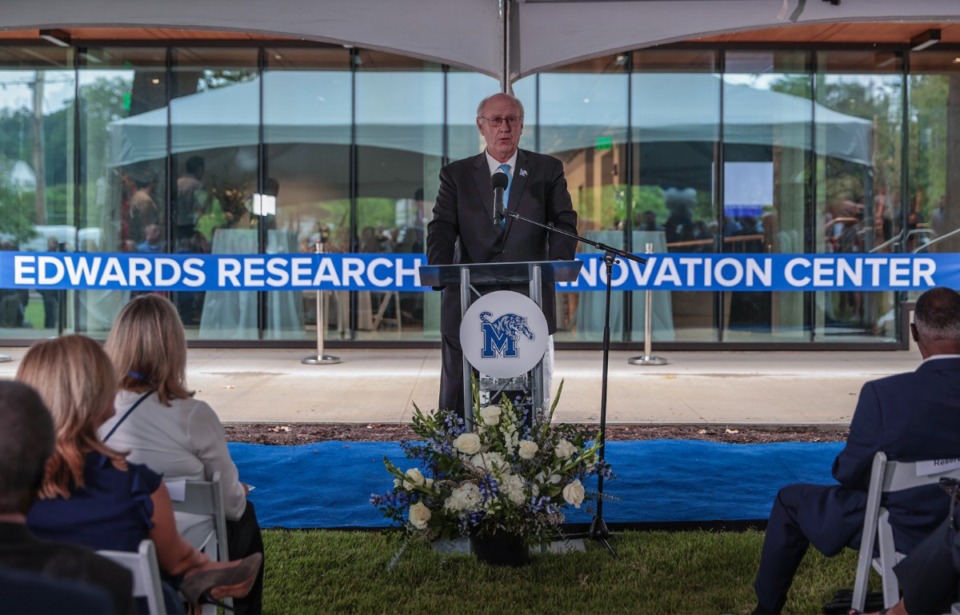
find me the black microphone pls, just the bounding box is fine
[492,171,509,225]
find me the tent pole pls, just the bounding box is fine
[501,0,510,93]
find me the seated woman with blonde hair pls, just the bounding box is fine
[19,335,261,614]
[101,293,264,614]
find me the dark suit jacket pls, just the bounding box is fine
[0,522,135,615]
[810,357,960,554]
[426,149,578,338]
[0,566,114,614]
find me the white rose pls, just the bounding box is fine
[479,405,502,426]
[453,432,481,455]
[403,468,425,490]
[408,501,432,530]
[518,440,539,460]
[555,439,577,460]
[502,474,526,505]
[444,483,482,512]
[562,479,585,508]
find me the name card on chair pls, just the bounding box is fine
[916,458,960,476]
[166,479,187,502]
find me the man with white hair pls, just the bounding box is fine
[427,92,578,417]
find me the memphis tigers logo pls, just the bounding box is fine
[479,311,535,359]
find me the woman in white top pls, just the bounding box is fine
[100,294,264,614]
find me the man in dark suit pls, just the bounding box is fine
[427,92,578,416]
[753,286,960,614]
[888,511,960,615]
[0,381,135,614]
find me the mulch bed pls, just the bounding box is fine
[224,423,848,446]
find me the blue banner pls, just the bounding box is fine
[0,251,956,292]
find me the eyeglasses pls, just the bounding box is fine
[479,115,522,127]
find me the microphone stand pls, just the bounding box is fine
[501,210,646,557]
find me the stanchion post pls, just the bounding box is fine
[302,238,341,366]
[628,242,667,366]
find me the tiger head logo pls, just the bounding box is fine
[479,311,535,359]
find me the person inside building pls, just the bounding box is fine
[752,286,960,614]
[176,155,205,241]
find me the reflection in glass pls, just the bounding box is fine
[80,47,168,336]
[723,51,811,342]
[634,53,720,342]
[3,39,954,351]
[357,52,443,341]
[171,48,259,339]
[906,52,960,305]
[264,48,351,340]
[814,51,902,342]
[0,49,73,338]
[535,63,627,343]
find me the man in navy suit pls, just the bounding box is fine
[753,286,960,614]
[426,92,578,416]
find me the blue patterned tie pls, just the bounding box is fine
[498,163,511,227]
[498,163,512,205]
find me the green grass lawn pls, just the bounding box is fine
[262,529,864,614]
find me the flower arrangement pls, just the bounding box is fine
[371,382,612,546]
[207,184,251,229]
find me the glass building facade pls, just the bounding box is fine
[2,41,959,348]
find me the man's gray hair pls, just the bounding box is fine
[476,93,525,119]
[0,381,54,514]
[914,286,960,342]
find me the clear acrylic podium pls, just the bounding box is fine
[418,260,582,426]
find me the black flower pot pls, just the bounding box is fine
[470,532,530,567]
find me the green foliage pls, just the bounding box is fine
[198,70,257,91]
[908,74,951,215]
[635,184,667,219]
[262,528,864,614]
[0,184,39,244]
[358,198,398,230]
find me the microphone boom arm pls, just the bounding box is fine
[502,210,647,265]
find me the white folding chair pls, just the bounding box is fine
[98,539,166,615]
[170,471,232,613]
[852,451,960,612]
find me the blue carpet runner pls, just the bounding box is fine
[229,440,843,529]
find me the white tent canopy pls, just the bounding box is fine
[3,0,959,84]
[109,72,872,167]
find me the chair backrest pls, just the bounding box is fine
[169,472,231,614]
[852,451,960,612]
[97,539,165,615]
[169,472,230,563]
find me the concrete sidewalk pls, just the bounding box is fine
[0,346,921,426]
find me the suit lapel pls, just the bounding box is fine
[470,154,495,220]
[504,150,529,233]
